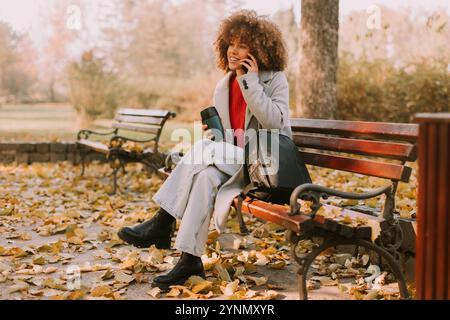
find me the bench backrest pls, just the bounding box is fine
[113,108,175,137]
[290,119,419,183]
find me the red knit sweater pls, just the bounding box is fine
[229,73,247,147]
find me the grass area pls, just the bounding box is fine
[0,103,193,150]
[0,103,76,141]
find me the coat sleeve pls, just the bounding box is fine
[237,71,289,130]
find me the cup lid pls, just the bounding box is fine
[201,106,218,120]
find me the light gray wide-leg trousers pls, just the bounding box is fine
[152,139,242,257]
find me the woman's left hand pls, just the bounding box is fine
[239,53,259,74]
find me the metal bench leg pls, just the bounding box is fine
[73,146,78,166]
[293,236,410,300]
[288,231,312,300]
[298,265,308,300]
[80,150,87,176]
[237,211,249,234]
[235,195,249,235]
[353,245,360,259]
[110,167,119,195]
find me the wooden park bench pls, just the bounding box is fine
[77,108,176,194]
[158,118,419,300]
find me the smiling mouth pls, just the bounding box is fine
[229,57,239,63]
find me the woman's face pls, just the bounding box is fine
[227,40,250,71]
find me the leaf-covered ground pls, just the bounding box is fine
[0,161,417,300]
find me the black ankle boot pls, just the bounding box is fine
[151,252,205,290]
[118,208,176,249]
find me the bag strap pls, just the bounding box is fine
[235,182,258,234]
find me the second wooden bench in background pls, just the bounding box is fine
[77,107,176,194]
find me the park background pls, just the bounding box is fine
[0,0,449,301]
[0,0,449,144]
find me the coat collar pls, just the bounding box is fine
[214,71,274,135]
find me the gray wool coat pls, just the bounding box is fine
[211,70,292,233]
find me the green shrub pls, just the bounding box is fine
[66,51,120,127]
[337,56,450,122]
[118,72,222,122]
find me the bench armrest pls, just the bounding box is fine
[77,129,118,140]
[163,151,184,171]
[289,183,393,220]
[109,135,156,146]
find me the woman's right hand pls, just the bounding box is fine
[202,124,215,140]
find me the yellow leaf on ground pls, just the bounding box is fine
[263,223,285,233]
[269,260,286,270]
[8,281,30,293]
[67,236,84,245]
[215,263,232,282]
[44,266,58,274]
[202,255,220,271]
[66,290,86,300]
[363,290,380,300]
[114,271,135,284]
[342,199,359,206]
[254,290,280,300]
[0,205,14,216]
[147,287,161,298]
[166,287,181,298]
[207,230,220,244]
[254,252,269,266]
[222,279,239,296]
[365,198,379,208]
[186,276,212,294]
[147,245,164,265]
[342,215,353,225]
[119,258,137,270]
[33,255,47,265]
[247,276,268,286]
[91,285,112,297]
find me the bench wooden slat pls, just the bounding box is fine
[316,203,389,240]
[291,119,419,142]
[293,133,418,161]
[299,151,412,182]
[113,123,161,135]
[77,140,109,154]
[233,198,386,240]
[117,108,170,118]
[232,197,312,233]
[115,115,165,126]
[77,107,176,195]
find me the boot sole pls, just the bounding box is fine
[117,229,172,249]
[151,272,206,291]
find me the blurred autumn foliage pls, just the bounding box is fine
[336,6,450,122]
[66,50,119,127]
[0,1,449,123]
[0,22,37,104]
[337,57,450,122]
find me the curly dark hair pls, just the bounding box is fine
[214,10,288,73]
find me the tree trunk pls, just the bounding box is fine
[297,0,339,119]
[48,71,56,102]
